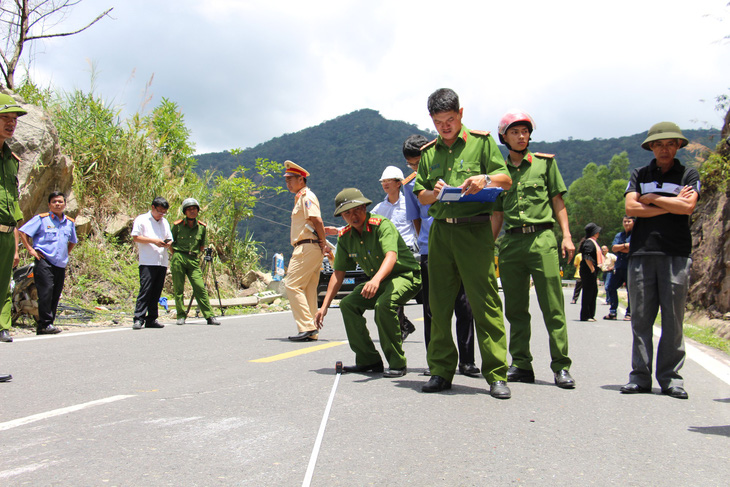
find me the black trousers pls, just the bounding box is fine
[579,267,598,321]
[571,278,582,302]
[134,265,167,323]
[420,254,475,365]
[34,258,66,327]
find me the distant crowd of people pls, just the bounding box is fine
[1,88,700,400]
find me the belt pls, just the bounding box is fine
[294,239,320,247]
[505,222,554,235]
[0,224,15,233]
[177,251,198,258]
[442,214,491,224]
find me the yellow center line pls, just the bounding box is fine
[250,340,349,363]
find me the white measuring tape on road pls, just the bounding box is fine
[302,361,343,487]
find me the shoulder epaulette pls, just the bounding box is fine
[174,219,183,225]
[338,225,352,237]
[39,212,49,217]
[66,216,75,223]
[420,138,438,151]
[469,129,491,137]
[534,152,555,159]
[198,220,207,227]
[403,172,416,184]
[368,216,383,225]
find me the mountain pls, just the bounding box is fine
[195,109,721,265]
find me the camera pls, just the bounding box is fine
[203,246,214,261]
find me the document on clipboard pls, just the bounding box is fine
[437,185,503,203]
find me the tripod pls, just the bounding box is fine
[186,247,225,317]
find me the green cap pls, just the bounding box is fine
[641,122,688,151]
[333,188,371,217]
[0,93,27,116]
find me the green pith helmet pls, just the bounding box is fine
[641,121,688,151]
[0,93,27,116]
[181,197,200,214]
[333,188,372,217]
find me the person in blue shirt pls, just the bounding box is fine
[604,216,634,320]
[19,191,77,335]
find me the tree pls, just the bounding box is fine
[0,1,112,89]
[564,151,631,246]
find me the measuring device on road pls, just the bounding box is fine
[302,361,343,487]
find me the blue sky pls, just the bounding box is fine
[20,0,730,154]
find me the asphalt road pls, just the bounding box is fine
[1,289,729,486]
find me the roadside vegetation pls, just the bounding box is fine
[14,76,285,324]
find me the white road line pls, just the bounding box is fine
[651,326,730,386]
[302,371,341,487]
[0,395,136,431]
[14,328,129,341]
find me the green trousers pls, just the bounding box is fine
[0,232,13,331]
[427,220,507,383]
[499,230,571,373]
[170,252,214,319]
[339,271,421,369]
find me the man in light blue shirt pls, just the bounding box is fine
[19,191,77,335]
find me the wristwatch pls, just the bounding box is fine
[483,174,492,186]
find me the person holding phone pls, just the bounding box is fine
[131,196,173,329]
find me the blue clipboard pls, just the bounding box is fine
[437,186,503,203]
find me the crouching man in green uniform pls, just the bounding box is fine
[171,198,220,325]
[491,110,576,389]
[413,88,513,399]
[315,188,421,378]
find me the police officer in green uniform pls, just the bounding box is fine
[413,88,513,399]
[315,188,421,378]
[171,198,220,325]
[0,94,26,344]
[491,110,576,389]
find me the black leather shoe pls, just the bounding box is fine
[343,363,384,373]
[0,329,12,342]
[422,375,452,393]
[383,367,407,378]
[145,320,164,329]
[288,330,319,342]
[554,369,576,389]
[662,386,688,399]
[620,383,652,394]
[0,373,11,382]
[401,319,416,341]
[206,317,221,325]
[37,324,62,335]
[490,380,511,399]
[132,320,144,330]
[459,363,481,378]
[506,365,535,383]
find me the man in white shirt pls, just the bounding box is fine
[131,197,173,329]
[372,166,418,340]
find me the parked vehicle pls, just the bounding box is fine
[11,263,38,323]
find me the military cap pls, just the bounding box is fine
[641,122,689,151]
[284,160,310,178]
[333,188,372,217]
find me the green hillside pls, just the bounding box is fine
[195,108,720,264]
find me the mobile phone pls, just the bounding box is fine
[163,238,171,243]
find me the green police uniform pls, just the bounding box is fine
[334,213,421,369]
[0,144,23,331]
[413,126,510,383]
[494,151,571,373]
[170,218,214,319]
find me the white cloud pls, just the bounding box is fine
[17,0,730,154]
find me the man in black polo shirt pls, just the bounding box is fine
[620,122,699,400]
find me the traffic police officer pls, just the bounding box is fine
[283,160,328,342]
[171,198,220,325]
[315,188,421,378]
[19,191,78,335]
[491,110,576,389]
[0,93,26,343]
[413,88,513,399]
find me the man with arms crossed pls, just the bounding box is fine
[620,122,699,399]
[413,88,513,399]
